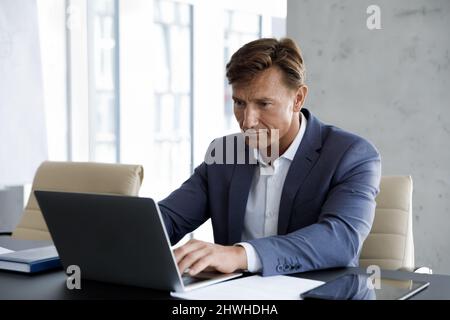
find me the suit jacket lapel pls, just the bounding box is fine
[277,109,323,235]
[227,164,255,244]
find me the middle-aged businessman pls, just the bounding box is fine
[158,38,381,277]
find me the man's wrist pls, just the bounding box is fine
[233,245,248,271]
[234,242,263,273]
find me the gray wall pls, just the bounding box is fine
[287,0,450,274]
[0,187,23,233]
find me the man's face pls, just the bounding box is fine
[232,66,306,150]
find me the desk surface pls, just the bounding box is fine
[1,236,449,300]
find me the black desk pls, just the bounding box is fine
[1,236,450,300]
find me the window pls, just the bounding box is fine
[36,0,286,245]
[87,0,120,163]
[64,0,121,163]
[151,0,193,199]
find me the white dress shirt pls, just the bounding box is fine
[237,113,307,272]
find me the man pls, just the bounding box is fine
[159,38,381,277]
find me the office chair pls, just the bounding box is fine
[359,176,431,273]
[10,161,144,241]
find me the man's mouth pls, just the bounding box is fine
[243,130,268,134]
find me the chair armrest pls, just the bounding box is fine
[414,266,433,274]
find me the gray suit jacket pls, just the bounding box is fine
[159,108,381,276]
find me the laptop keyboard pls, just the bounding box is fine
[182,271,219,286]
[182,275,206,286]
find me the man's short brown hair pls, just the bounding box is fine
[225,37,306,89]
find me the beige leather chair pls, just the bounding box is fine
[12,161,144,241]
[359,176,415,271]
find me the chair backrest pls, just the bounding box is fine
[12,161,144,240]
[359,176,414,271]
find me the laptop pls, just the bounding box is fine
[34,191,242,292]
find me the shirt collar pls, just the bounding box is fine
[254,112,308,166]
[280,112,307,161]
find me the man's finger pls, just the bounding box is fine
[173,239,204,263]
[189,256,213,276]
[178,247,210,274]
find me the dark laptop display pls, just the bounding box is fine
[34,191,241,292]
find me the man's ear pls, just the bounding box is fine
[294,85,308,112]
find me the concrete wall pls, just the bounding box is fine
[287,0,450,274]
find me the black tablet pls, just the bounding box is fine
[301,273,429,300]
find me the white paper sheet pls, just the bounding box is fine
[0,247,14,255]
[171,275,325,300]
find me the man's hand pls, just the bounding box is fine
[174,239,247,276]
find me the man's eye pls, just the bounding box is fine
[259,102,271,108]
[234,100,245,107]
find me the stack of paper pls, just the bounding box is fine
[0,247,14,255]
[0,245,61,273]
[171,275,324,300]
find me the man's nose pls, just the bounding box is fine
[242,106,259,130]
